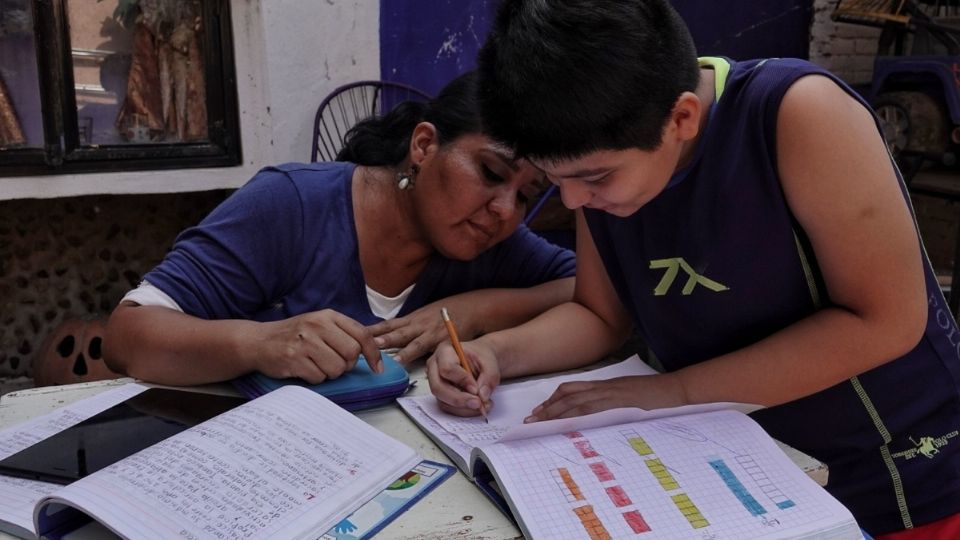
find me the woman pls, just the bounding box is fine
[103,72,575,386]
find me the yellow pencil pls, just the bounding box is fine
[441,307,489,423]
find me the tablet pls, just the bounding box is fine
[0,387,248,485]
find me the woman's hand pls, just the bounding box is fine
[426,340,500,417]
[368,301,483,365]
[523,373,688,423]
[252,309,382,383]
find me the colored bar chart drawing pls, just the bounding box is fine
[554,467,585,502]
[589,461,615,482]
[734,455,796,510]
[645,458,680,490]
[623,510,652,533]
[671,493,710,529]
[621,430,653,456]
[605,485,632,507]
[574,505,612,540]
[574,439,600,458]
[708,458,766,516]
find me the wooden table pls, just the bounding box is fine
[0,365,828,539]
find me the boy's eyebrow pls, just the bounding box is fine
[529,161,610,178]
[526,157,612,178]
[562,168,610,178]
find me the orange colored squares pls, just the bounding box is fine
[574,505,612,540]
[556,467,585,501]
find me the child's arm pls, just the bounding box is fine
[527,75,928,421]
[427,211,634,416]
[672,74,927,405]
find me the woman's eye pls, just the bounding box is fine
[481,164,504,184]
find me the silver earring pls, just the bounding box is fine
[397,164,420,190]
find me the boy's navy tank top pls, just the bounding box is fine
[584,57,960,534]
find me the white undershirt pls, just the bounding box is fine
[365,283,415,320]
[121,281,414,320]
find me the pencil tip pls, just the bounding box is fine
[441,307,449,320]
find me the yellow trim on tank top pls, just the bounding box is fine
[698,56,731,100]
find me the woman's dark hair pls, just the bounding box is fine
[336,71,482,166]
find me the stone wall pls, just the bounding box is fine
[0,191,227,394]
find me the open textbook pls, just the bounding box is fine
[0,383,422,540]
[398,356,864,540]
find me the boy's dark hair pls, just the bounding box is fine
[337,71,482,166]
[478,0,699,160]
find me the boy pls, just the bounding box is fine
[426,1,960,537]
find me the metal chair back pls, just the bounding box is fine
[311,80,431,162]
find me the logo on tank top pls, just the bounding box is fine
[649,258,729,296]
[891,431,958,461]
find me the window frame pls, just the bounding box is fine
[0,0,241,177]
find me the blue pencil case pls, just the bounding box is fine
[232,351,410,411]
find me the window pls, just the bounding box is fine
[0,0,240,176]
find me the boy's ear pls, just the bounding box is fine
[669,92,702,142]
[409,122,439,164]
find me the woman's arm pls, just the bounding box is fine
[104,302,382,386]
[368,277,574,364]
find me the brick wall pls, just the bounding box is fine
[808,0,958,276]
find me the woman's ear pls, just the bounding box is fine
[409,122,439,164]
[669,92,702,142]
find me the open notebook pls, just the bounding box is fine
[399,356,864,540]
[0,384,426,540]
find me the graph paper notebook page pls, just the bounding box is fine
[472,409,862,540]
[397,355,756,474]
[398,357,862,539]
[0,384,421,540]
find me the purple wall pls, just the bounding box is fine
[379,0,497,95]
[380,0,813,93]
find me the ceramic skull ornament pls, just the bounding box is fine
[33,318,122,386]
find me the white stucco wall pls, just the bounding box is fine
[261,0,380,165]
[0,0,380,199]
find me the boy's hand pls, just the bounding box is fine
[426,341,500,417]
[524,374,688,422]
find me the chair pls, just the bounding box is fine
[311,80,432,162]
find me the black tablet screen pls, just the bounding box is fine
[0,388,248,485]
